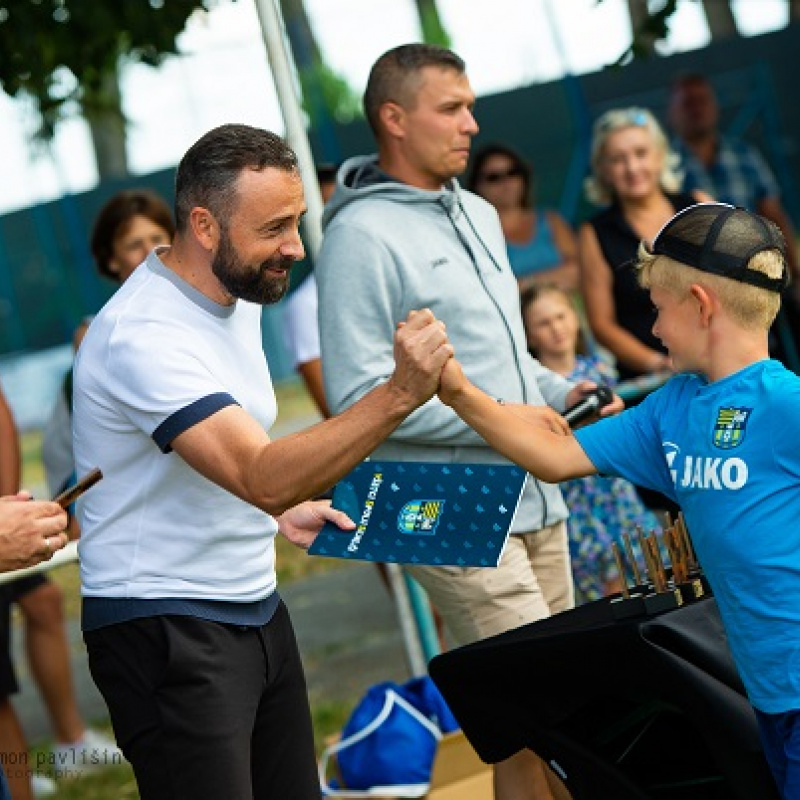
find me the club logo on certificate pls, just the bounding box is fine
[397,500,445,536]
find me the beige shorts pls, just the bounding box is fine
[405,521,574,647]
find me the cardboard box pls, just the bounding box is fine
[425,730,493,800]
[426,736,572,800]
[322,729,492,799]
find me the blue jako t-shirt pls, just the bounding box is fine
[575,360,800,714]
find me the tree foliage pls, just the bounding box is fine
[297,63,361,124]
[618,0,800,65]
[0,0,217,137]
[279,0,360,126]
[279,0,452,128]
[615,0,680,64]
[413,0,451,48]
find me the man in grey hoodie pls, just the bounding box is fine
[316,44,612,799]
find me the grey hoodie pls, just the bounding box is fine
[316,155,572,531]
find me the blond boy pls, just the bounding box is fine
[439,203,798,799]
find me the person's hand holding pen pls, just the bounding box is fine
[0,468,102,570]
[0,492,68,572]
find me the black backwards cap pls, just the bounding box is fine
[650,202,789,293]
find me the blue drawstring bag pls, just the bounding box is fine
[319,676,459,797]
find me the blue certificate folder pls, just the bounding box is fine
[309,461,528,567]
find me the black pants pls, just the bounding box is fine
[84,602,321,800]
[0,574,49,698]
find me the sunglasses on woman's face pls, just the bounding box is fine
[479,166,523,183]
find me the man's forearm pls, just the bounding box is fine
[248,379,423,514]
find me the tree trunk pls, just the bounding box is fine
[278,0,323,69]
[82,64,128,180]
[413,0,451,47]
[626,0,657,56]
[700,0,739,39]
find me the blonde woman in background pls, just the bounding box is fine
[579,107,711,384]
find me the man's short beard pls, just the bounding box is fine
[212,227,292,305]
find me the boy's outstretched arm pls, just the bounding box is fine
[438,358,598,483]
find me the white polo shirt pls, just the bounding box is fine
[74,249,279,608]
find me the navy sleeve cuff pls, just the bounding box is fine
[152,392,238,453]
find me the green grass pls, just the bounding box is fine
[27,723,139,799]
[46,767,140,800]
[18,378,354,798]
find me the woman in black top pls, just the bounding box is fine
[578,108,711,516]
[578,107,711,382]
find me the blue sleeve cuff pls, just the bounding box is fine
[152,392,238,453]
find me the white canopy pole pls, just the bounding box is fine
[386,563,428,677]
[251,0,429,676]
[252,0,324,258]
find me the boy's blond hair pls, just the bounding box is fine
[637,244,784,331]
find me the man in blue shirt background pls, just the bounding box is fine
[668,73,797,276]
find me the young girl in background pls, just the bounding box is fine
[520,283,657,603]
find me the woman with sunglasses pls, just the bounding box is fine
[579,107,711,384]
[467,142,579,292]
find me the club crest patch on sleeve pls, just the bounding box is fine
[713,407,752,449]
